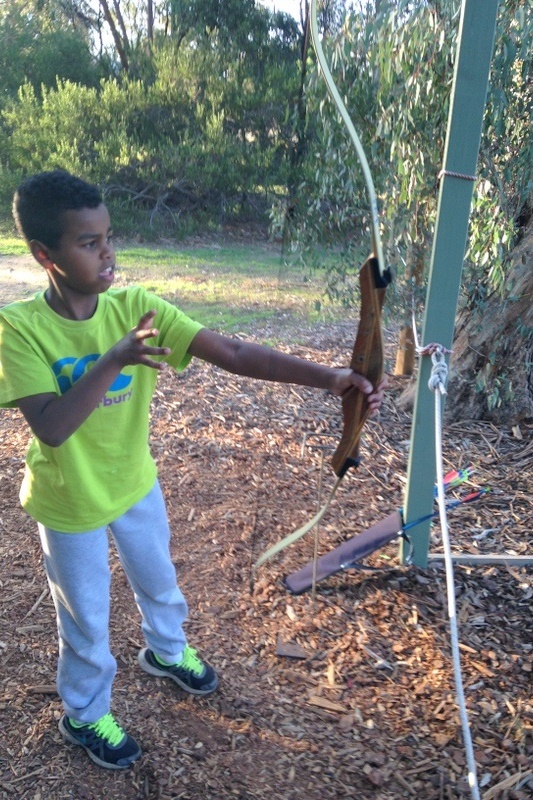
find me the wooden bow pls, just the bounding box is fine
[254,1,391,569]
[310,0,391,480]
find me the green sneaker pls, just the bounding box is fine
[138,645,219,695]
[58,712,141,769]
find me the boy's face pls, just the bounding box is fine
[37,204,115,296]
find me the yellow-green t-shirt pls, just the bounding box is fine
[0,286,203,531]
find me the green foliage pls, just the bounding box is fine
[284,0,532,314]
[0,0,301,236]
[0,164,23,219]
[0,1,98,108]
[0,67,285,234]
[476,366,514,412]
[482,1,533,224]
[466,0,533,300]
[0,0,530,272]
[465,181,516,299]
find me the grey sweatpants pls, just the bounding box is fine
[38,480,188,723]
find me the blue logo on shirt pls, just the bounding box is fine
[52,354,133,394]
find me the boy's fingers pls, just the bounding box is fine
[142,358,166,369]
[142,345,170,356]
[135,327,159,341]
[135,309,158,330]
[349,373,373,394]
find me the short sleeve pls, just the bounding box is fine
[0,311,59,408]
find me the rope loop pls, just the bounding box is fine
[416,343,451,395]
[438,169,477,183]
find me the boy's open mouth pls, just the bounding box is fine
[99,265,115,279]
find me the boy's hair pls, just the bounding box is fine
[13,170,103,249]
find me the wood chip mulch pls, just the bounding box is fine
[0,320,531,800]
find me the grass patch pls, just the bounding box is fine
[0,236,29,256]
[114,241,330,332]
[117,242,284,275]
[0,235,344,335]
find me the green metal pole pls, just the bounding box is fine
[401,0,499,567]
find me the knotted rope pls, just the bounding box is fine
[428,348,449,395]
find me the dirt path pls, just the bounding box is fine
[0,254,44,304]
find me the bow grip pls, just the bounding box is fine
[331,256,390,477]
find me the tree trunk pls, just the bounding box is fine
[112,0,130,52]
[281,1,311,250]
[394,325,416,376]
[147,0,154,41]
[99,0,129,71]
[394,241,424,377]
[446,222,533,424]
[398,220,533,425]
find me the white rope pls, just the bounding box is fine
[429,347,481,800]
[411,307,421,351]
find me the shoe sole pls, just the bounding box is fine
[58,717,141,770]
[137,648,219,696]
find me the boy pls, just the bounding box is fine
[0,170,386,770]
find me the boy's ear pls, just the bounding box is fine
[29,240,53,269]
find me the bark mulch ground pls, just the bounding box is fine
[0,306,531,799]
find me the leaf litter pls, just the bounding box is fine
[0,315,531,800]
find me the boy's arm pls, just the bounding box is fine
[187,328,385,404]
[17,311,169,447]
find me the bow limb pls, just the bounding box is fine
[310,0,385,277]
[254,479,342,568]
